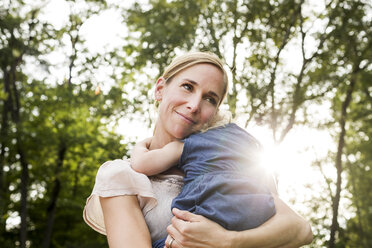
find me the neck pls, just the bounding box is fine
[149,121,176,150]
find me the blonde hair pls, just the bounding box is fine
[161,51,229,106]
[200,109,233,132]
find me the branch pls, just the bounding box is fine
[201,9,222,59]
[278,0,340,143]
[268,0,304,142]
[314,158,334,203]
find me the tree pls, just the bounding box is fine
[342,73,372,247]
[0,1,57,246]
[302,0,371,246]
[1,0,135,247]
[321,1,371,247]
[124,0,340,144]
[1,0,371,246]
[124,0,371,247]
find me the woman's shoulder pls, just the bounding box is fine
[96,158,132,178]
[104,158,130,164]
[98,158,131,169]
[94,158,156,188]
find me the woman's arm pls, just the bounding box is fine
[131,138,184,176]
[165,172,313,248]
[229,194,313,248]
[165,196,312,248]
[100,195,152,248]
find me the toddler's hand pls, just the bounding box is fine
[131,137,152,170]
[136,137,152,150]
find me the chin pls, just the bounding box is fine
[173,131,190,139]
[171,126,193,139]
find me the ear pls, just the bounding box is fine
[155,77,166,101]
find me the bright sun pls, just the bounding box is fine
[249,124,334,208]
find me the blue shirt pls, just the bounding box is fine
[152,123,276,248]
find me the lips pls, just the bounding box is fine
[175,111,197,124]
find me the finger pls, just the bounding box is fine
[164,235,172,248]
[171,238,182,248]
[165,234,180,248]
[167,223,180,239]
[172,208,200,222]
[167,222,187,245]
[170,214,190,235]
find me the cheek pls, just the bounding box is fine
[161,91,181,108]
[158,95,181,123]
[159,94,175,112]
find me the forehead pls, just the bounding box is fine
[171,63,225,97]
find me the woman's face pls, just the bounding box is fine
[155,63,225,141]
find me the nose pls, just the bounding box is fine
[187,95,202,113]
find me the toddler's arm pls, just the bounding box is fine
[131,138,184,176]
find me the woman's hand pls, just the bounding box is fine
[164,208,232,248]
[165,196,313,248]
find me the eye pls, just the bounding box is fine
[182,83,193,91]
[205,96,217,106]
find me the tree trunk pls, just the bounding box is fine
[3,55,29,248]
[42,143,66,248]
[328,77,356,248]
[19,148,29,248]
[0,68,12,236]
[72,162,81,199]
[9,60,29,248]
[348,164,366,247]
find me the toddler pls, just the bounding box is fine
[131,121,276,248]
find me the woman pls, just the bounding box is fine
[83,51,313,248]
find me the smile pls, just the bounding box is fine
[175,111,197,124]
